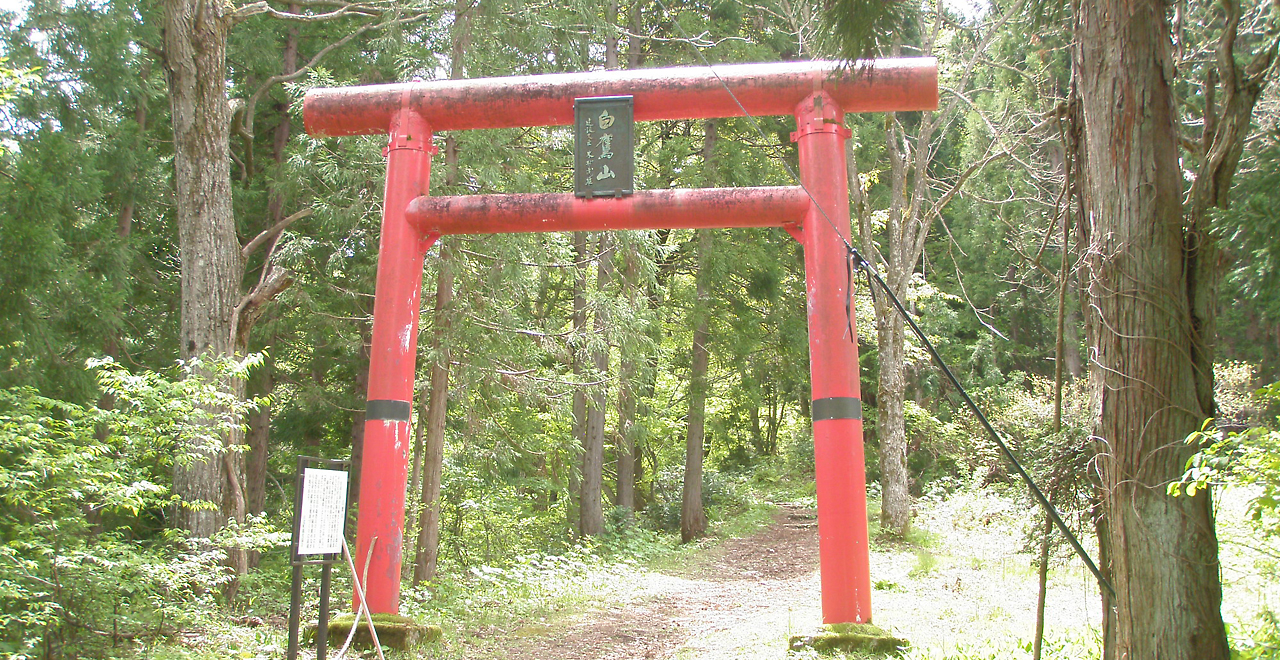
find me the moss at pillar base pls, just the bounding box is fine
[306,613,442,651]
[788,623,908,657]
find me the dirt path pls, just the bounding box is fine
[501,506,825,660]
[489,493,1103,660]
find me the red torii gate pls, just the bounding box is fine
[303,58,937,625]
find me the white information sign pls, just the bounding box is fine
[296,468,349,556]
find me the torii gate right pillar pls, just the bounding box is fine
[793,91,871,623]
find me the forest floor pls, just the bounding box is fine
[454,490,1111,660]
[159,488,1278,660]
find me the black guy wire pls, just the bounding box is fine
[651,0,1116,600]
[850,248,1116,599]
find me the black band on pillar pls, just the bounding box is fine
[812,397,862,421]
[366,399,412,422]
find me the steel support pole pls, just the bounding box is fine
[354,107,437,614]
[792,92,871,624]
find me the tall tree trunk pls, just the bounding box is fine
[578,2,623,537]
[609,4,640,515]
[681,119,719,543]
[117,60,149,240]
[681,227,712,543]
[569,231,588,534]
[163,0,237,540]
[348,328,371,507]
[412,238,454,585]
[749,393,763,455]
[263,14,298,231]
[96,62,150,446]
[615,241,639,512]
[241,21,297,571]
[626,0,643,69]
[580,233,611,536]
[876,309,910,533]
[850,126,913,537]
[1075,2,1228,657]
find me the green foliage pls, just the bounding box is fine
[905,631,1102,660]
[1230,610,1280,660]
[818,0,916,61]
[401,543,637,633]
[0,356,265,658]
[908,548,938,577]
[1172,381,1280,537]
[5,0,1280,656]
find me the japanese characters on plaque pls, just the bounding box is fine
[574,96,635,198]
[295,467,349,556]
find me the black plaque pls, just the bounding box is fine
[574,96,634,198]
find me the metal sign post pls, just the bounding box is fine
[288,456,350,660]
[574,96,634,198]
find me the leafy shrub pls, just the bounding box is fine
[600,506,673,559]
[401,543,634,627]
[641,499,682,534]
[0,355,262,659]
[1172,380,1280,537]
[1230,609,1280,659]
[783,426,815,476]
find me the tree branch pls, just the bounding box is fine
[926,150,1011,227]
[232,1,382,23]
[241,208,311,259]
[232,265,294,350]
[236,10,431,139]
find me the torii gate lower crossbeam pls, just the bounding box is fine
[303,59,938,626]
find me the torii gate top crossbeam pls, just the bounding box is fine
[304,58,937,137]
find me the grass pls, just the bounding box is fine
[117,474,1280,660]
[908,548,938,577]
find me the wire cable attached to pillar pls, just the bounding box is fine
[848,247,1115,599]
[654,0,1114,599]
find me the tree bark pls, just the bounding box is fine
[163,0,238,540]
[615,241,639,512]
[569,231,588,534]
[243,352,271,569]
[876,309,910,533]
[681,227,712,544]
[580,233,611,537]
[348,328,371,507]
[412,237,454,585]
[577,5,625,536]
[1075,2,1228,657]
[849,129,913,536]
[245,354,272,518]
[241,21,296,571]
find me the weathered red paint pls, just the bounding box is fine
[304,59,937,137]
[793,92,872,623]
[354,107,437,614]
[406,187,810,236]
[310,58,938,624]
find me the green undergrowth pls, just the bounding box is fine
[899,631,1103,660]
[90,478,1280,660]
[401,470,790,658]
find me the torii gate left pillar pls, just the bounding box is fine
[304,59,937,625]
